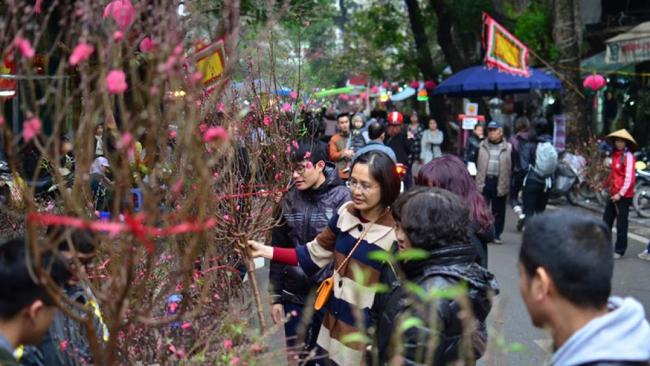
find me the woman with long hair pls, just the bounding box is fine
[416,155,494,267]
[249,150,400,365]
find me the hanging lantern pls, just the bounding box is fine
[359,92,367,99]
[339,94,350,101]
[417,89,429,102]
[371,85,379,94]
[382,81,390,89]
[583,74,606,91]
[424,80,437,90]
[409,80,420,89]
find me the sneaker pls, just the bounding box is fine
[613,253,622,259]
[638,250,650,261]
[492,238,503,245]
[516,218,525,232]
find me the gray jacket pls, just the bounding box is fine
[476,140,512,197]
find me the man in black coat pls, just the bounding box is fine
[269,139,350,359]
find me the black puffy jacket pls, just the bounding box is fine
[371,243,499,366]
[464,135,482,164]
[269,163,351,305]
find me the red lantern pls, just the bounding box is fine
[339,94,350,101]
[382,81,390,89]
[371,86,379,94]
[424,80,437,90]
[583,74,606,91]
[359,92,367,99]
[409,80,420,89]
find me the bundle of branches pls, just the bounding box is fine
[1,0,302,363]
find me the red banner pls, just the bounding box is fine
[483,13,530,77]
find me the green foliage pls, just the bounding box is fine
[395,248,430,262]
[508,1,559,61]
[340,332,372,345]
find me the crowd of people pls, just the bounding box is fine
[1,108,650,366]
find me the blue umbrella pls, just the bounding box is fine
[433,66,563,96]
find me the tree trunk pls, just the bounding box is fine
[552,0,587,141]
[429,0,466,73]
[403,0,449,146]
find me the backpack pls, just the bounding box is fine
[531,141,558,178]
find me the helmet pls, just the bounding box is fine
[387,111,403,125]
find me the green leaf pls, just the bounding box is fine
[340,332,371,345]
[368,283,390,294]
[367,250,393,263]
[508,342,527,353]
[405,282,427,299]
[395,248,430,262]
[399,316,424,332]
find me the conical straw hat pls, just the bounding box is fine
[607,129,637,148]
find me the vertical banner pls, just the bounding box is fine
[193,40,226,89]
[553,114,567,151]
[483,12,530,77]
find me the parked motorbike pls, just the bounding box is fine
[633,160,650,218]
[549,158,580,204]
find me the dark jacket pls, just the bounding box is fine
[372,243,499,365]
[464,134,482,164]
[269,164,351,305]
[407,124,424,165]
[510,131,531,175]
[21,285,105,366]
[470,222,494,268]
[523,134,553,185]
[385,130,411,166]
[0,348,18,366]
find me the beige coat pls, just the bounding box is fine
[476,139,512,197]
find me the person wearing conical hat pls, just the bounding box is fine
[603,129,637,259]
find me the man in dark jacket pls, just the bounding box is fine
[269,139,350,357]
[520,211,650,366]
[21,227,106,366]
[385,114,412,188]
[0,238,69,366]
[509,117,530,230]
[371,187,499,365]
[521,119,556,226]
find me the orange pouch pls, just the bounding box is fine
[314,276,334,311]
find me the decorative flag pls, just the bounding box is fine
[193,40,225,88]
[482,13,530,77]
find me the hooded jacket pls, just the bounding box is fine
[269,163,351,305]
[551,297,650,366]
[371,243,499,365]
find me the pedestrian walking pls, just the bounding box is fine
[519,211,650,365]
[603,129,637,259]
[372,187,498,365]
[248,150,400,366]
[476,121,512,244]
[406,112,423,176]
[417,155,495,268]
[419,117,443,164]
[509,117,530,229]
[385,112,412,188]
[639,240,650,261]
[268,140,350,361]
[521,118,558,226]
[464,122,484,166]
[328,113,354,180]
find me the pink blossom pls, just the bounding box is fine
[173,44,184,55]
[69,43,94,66]
[251,343,262,353]
[181,322,191,329]
[289,91,298,99]
[263,115,272,126]
[22,117,41,142]
[149,86,159,96]
[274,172,282,181]
[198,123,208,133]
[113,31,124,42]
[303,151,311,160]
[203,126,228,143]
[45,201,54,212]
[168,130,177,139]
[34,0,43,14]
[103,0,136,31]
[14,37,35,59]
[59,340,68,352]
[106,70,128,94]
[223,214,231,222]
[139,37,156,53]
[190,71,203,83]
[217,102,225,113]
[291,140,299,149]
[230,357,240,366]
[118,132,134,150]
[0,116,4,126]
[223,339,233,350]
[281,102,291,112]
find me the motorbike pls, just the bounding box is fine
[549,157,580,204]
[633,160,650,218]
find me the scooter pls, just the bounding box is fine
[633,160,650,218]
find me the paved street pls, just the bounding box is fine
[483,203,650,365]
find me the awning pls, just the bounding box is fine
[606,21,650,64]
[581,52,634,75]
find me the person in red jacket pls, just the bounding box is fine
[603,129,637,259]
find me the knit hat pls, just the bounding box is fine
[607,129,637,149]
